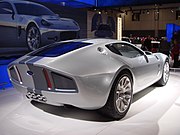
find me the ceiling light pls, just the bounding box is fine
[147,10,150,14]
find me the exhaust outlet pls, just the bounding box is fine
[26,92,47,102]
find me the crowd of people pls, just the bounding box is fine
[128,32,180,68]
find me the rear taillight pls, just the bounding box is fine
[16,67,23,84]
[43,68,52,90]
[9,66,23,84]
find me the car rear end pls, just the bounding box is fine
[7,40,116,109]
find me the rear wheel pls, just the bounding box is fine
[26,25,41,51]
[157,60,170,86]
[99,72,133,120]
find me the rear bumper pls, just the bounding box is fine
[12,78,109,110]
[8,60,114,110]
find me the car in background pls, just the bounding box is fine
[0,0,80,51]
[122,37,132,43]
[151,40,160,53]
[8,38,170,119]
[95,24,113,38]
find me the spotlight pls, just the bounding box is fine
[60,2,65,6]
[147,10,150,14]
[98,11,101,14]
[171,9,174,13]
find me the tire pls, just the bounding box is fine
[26,25,41,51]
[99,71,133,120]
[156,60,170,86]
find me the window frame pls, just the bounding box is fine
[106,42,144,58]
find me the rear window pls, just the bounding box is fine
[29,42,93,57]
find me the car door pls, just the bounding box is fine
[110,43,159,93]
[0,2,17,47]
[132,52,159,92]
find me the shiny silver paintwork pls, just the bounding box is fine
[0,0,80,49]
[8,38,169,109]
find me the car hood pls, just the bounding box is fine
[19,15,80,30]
[41,15,60,21]
[41,15,80,30]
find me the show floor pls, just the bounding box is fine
[0,72,180,135]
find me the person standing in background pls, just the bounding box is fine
[159,37,171,56]
[144,35,152,52]
[171,31,180,68]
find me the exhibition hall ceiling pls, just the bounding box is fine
[34,0,180,8]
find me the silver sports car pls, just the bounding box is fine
[8,38,170,119]
[0,0,80,51]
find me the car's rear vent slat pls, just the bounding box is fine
[9,66,18,82]
[9,66,23,84]
[51,72,78,93]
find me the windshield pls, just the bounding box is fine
[14,3,55,16]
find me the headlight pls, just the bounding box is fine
[41,19,51,26]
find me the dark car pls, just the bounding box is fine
[0,0,80,51]
[95,24,113,38]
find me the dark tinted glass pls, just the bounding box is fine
[106,43,143,58]
[14,3,54,16]
[30,42,93,57]
[0,2,13,14]
[98,25,111,31]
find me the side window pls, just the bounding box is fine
[0,2,13,14]
[107,43,143,58]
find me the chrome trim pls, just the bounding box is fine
[13,65,23,84]
[55,88,77,93]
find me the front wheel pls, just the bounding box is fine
[26,25,41,51]
[99,72,133,120]
[156,60,170,86]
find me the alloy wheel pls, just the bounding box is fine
[115,76,132,113]
[163,61,170,84]
[27,26,40,51]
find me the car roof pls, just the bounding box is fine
[29,38,140,58]
[62,38,125,46]
[83,38,117,44]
